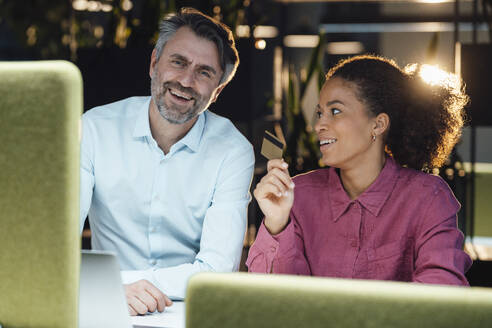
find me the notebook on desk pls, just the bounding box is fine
[79,250,133,328]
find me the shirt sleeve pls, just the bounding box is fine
[79,114,95,234]
[413,180,472,286]
[122,142,255,300]
[246,212,311,275]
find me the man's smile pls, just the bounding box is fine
[169,88,193,102]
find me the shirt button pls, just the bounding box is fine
[150,227,156,233]
[149,259,157,266]
[270,246,277,253]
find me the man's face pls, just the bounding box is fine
[150,27,224,124]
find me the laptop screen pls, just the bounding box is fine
[79,250,133,328]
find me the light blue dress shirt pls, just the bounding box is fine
[80,96,255,299]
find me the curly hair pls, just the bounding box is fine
[325,54,469,171]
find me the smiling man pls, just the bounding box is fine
[79,8,254,315]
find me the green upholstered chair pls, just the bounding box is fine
[471,162,492,238]
[186,272,492,328]
[0,61,82,328]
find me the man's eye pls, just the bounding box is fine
[200,70,211,78]
[172,60,184,66]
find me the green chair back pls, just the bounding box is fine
[0,61,82,328]
[186,272,492,328]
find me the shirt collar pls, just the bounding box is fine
[329,156,399,221]
[133,97,152,138]
[132,99,206,153]
[173,112,205,153]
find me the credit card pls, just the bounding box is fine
[260,130,284,160]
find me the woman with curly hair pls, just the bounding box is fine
[246,55,472,285]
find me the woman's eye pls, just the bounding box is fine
[315,110,322,118]
[331,108,341,115]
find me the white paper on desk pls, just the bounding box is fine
[131,301,185,328]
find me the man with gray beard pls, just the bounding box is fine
[79,8,254,315]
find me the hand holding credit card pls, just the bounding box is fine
[260,130,284,160]
[257,130,293,235]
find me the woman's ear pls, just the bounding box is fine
[373,112,390,137]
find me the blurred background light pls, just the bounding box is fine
[253,26,278,39]
[416,64,461,92]
[236,25,250,38]
[255,39,266,50]
[87,1,101,12]
[122,0,133,12]
[326,41,364,55]
[283,35,319,48]
[73,0,113,12]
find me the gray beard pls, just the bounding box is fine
[154,95,198,124]
[150,74,203,125]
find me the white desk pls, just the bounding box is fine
[131,301,185,328]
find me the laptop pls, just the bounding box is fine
[79,250,133,328]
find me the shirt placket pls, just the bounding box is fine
[147,137,166,268]
[353,202,370,278]
[346,201,364,278]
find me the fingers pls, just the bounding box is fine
[144,281,173,312]
[267,159,289,173]
[267,160,294,188]
[256,160,294,199]
[128,305,137,316]
[255,176,288,199]
[267,168,294,195]
[137,289,158,312]
[127,295,149,316]
[124,280,172,316]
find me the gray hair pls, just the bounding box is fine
[154,7,239,86]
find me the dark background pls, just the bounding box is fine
[1,0,491,285]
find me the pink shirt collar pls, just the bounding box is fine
[329,156,399,221]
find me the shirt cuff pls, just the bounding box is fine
[255,221,281,252]
[120,269,155,285]
[271,219,295,243]
[254,221,295,261]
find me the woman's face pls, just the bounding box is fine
[314,77,378,170]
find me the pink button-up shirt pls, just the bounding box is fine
[246,157,472,285]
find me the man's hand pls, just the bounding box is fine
[124,279,173,316]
